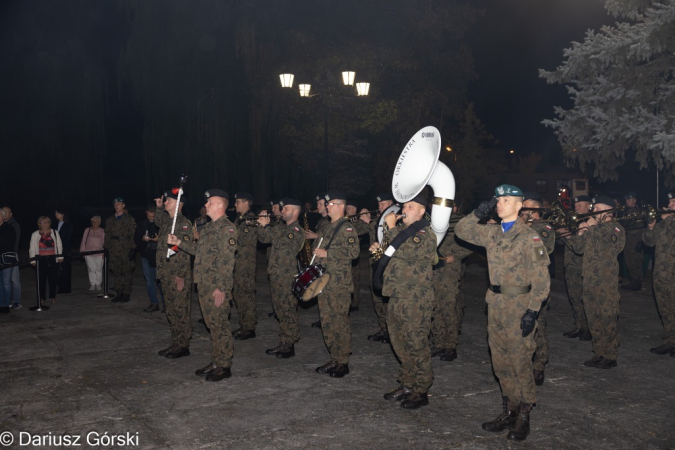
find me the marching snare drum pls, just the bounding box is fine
[292,264,331,301]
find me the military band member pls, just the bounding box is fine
[455,184,550,442]
[572,195,625,369]
[372,194,437,409]
[520,192,555,386]
[347,199,368,313]
[154,189,193,359]
[620,191,644,291]
[643,191,675,356]
[232,192,259,340]
[361,193,395,343]
[431,207,473,362]
[312,191,360,378]
[306,193,329,328]
[168,189,237,382]
[258,198,305,358]
[104,197,136,303]
[561,195,592,341]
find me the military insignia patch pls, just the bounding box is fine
[244,228,250,233]
[183,235,189,241]
[541,231,549,238]
[614,227,621,233]
[288,233,294,240]
[538,249,545,256]
[294,227,300,231]
[348,237,355,244]
[533,236,541,242]
[229,238,236,245]
[413,236,421,243]
[611,235,617,243]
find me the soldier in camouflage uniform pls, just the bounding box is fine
[620,192,644,291]
[571,195,625,369]
[168,189,237,382]
[643,191,675,356]
[431,211,473,362]
[258,198,305,358]
[347,200,368,312]
[561,196,592,341]
[455,184,550,442]
[305,193,329,328]
[361,193,396,343]
[373,194,437,410]
[312,191,360,378]
[520,193,556,386]
[103,197,136,303]
[154,189,193,359]
[232,192,258,340]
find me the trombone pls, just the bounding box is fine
[346,209,380,223]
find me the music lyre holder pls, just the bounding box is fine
[29,256,50,311]
[97,254,113,299]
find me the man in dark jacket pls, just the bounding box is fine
[134,204,164,312]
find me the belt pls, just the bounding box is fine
[489,284,531,295]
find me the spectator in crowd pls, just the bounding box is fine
[1,206,21,309]
[80,216,105,291]
[0,208,17,313]
[55,208,73,294]
[29,216,63,304]
[134,204,164,312]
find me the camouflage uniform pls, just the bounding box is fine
[155,206,193,349]
[455,214,550,404]
[103,213,136,296]
[530,222,556,372]
[572,221,625,360]
[178,217,237,368]
[622,207,644,286]
[233,211,259,331]
[315,215,331,236]
[643,216,675,347]
[383,224,438,394]
[350,220,370,309]
[431,218,473,352]
[314,218,360,364]
[258,220,305,344]
[368,218,388,332]
[563,241,588,331]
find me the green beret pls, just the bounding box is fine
[495,184,523,198]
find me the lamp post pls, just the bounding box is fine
[279,70,370,192]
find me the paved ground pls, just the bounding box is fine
[1,250,674,450]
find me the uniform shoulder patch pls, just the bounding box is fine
[545,225,552,230]
[183,235,189,241]
[541,230,549,238]
[288,233,294,240]
[534,245,547,261]
[532,235,541,242]
[348,237,355,244]
[611,234,617,242]
[244,228,250,233]
[228,238,236,246]
[413,236,421,243]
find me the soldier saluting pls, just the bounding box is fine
[167,189,237,382]
[455,184,550,442]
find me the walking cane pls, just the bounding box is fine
[29,256,50,311]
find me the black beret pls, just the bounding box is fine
[667,191,674,200]
[315,193,326,202]
[269,199,280,206]
[234,192,254,202]
[204,189,229,200]
[163,188,184,202]
[624,191,637,200]
[574,195,592,203]
[592,195,615,208]
[279,197,302,207]
[407,193,428,208]
[325,191,347,202]
[347,199,359,209]
[522,191,542,202]
[376,192,394,202]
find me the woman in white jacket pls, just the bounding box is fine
[29,216,63,304]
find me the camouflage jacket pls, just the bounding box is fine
[436,223,473,273]
[234,210,259,266]
[642,216,675,280]
[258,220,305,277]
[455,214,550,311]
[178,216,237,294]
[315,215,331,236]
[154,207,193,280]
[382,223,437,298]
[571,220,625,281]
[313,218,360,293]
[530,221,555,255]
[103,214,136,255]
[352,219,370,238]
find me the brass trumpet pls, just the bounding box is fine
[242,215,282,226]
[370,213,407,261]
[346,209,379,223]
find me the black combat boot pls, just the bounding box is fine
[205,366,232,382]
[595,357,617,369]
[276,343,295,359]
[440,348,458,361]
[158,345,178,357]
[401,392,429,409]
[583,355,603,367]
[234,329,256,340]
[328,363,350,378]
[111,291,124,302]
[563,328,582,338]
[165,347,190,359]
[650,344,675,355]
[507,403,532,441]
[195,362,217,376]
[383,386,412,402]
[266,343,284,355]
[482,397,518,432]
[578,329,592,341]
[533,369,545,386]
[430,347,446,357]
[315,360,338,374]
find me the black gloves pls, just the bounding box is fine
[474,197,498,219]
[128,249,135,261]
[520,309,538,337]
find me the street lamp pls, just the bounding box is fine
[355,82,370,96]
[299,84,312,97]
[342,71,355,86]
[279,73,294,88]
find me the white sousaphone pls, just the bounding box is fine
[391,126,456,246]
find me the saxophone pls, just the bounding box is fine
[298,210,313,268]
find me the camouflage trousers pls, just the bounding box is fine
[270,273,300,344]
[369,264,388,332]
[564,268,588,330]
[160,275,192,348]
[654,277,675,347]
[532,298,550,371]
[109,255,134,295]
[583,282,620,360]
[233,261,257,330]
[623,231,643,283]
[431,265,463,350]
[198,284,234,368]
[387,293,434,394]
[318,287,352,364]
[350,258,362,309]
[487,303,537,404]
